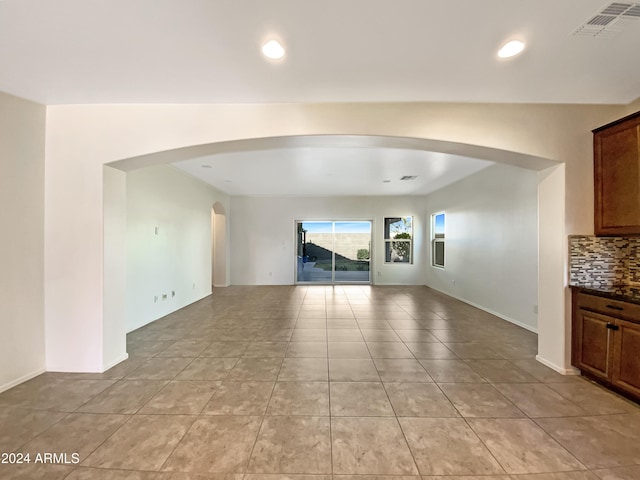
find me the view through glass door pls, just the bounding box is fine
[296,220,371,284]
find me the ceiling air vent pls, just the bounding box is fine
[400,175,418,181]
[624,4,640,16]
[572,2,640,37]
[602,2,633,14]
[588,14,616,26]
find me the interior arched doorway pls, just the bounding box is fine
[45,102,582,378]
[212,202,227,288]
[107,134,566,374]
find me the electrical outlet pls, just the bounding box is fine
[533,305,538,314]
[172,291,175,297]
[154,296,158,303]
[162,294,167,300]
[377,271,381,276]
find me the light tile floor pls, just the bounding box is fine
[2,285,640,480]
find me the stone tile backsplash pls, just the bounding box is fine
[629,238,640,284]
[569,235,640,286]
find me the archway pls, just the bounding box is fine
[109,134,565,373]
[45,102,590,376]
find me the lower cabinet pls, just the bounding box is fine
[572,289,640,402]
[611,319,640,398]
[574,308,613,381]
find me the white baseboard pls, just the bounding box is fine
[41,353,130,375]
[425,285,538,334]
[46,364,104,373]
[126,293,214,333]
[213,284,229,288]
[102,352,129,372]
[536,355,580,375]
[0,367,46,394]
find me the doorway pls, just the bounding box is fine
[296,220,372,284]
[211,202,227,288]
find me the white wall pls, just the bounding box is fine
[0,92,46,391]
[212,203,228,287]
[103,166,128,368]
[126,165,229,332]
[538,164,570,370]
[424,164,539,331]
[625,97,640,115]
[230,195,426,285]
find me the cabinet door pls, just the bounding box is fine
[575,309,614,380]
[611,319,640,397]
[594,115,640,235]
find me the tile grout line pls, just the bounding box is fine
[6,285,640,478]
[326,287,334,476]
[242,289,306,474]
[373,298,421,476]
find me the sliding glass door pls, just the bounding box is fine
[296,220,371,284]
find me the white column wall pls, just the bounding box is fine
[537,164,571,372]
[213,208,228,287]
[0,92,46,391]
[103,166,128,368]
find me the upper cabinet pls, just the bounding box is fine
[594,111,640,236]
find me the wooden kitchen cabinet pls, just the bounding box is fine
[572,288,640,402]
[574,308,613,381]
[611,318,640,398]
[594,110,640,236]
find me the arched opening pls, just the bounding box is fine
[45,102,609,378]
[108,134,566,373]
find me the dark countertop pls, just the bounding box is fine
[570,283,640,305]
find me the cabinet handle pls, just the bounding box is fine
[606,304,623,311]
[606,323,620,331]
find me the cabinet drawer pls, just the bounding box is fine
[577,293,640,323]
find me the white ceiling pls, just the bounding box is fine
[1,0,639,105]
[173,145,495,196]
[2,0,636,196]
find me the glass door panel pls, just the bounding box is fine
[296,221,333,283]
[334,221,371,283]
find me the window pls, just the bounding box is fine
[432,212,445,268]
[384,216,412,264]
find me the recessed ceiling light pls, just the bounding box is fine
[498,40,525,59]
[201,165,212,168]
[262,40,285,60]
[383,180,391,183]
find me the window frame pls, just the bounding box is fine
[383,216,413,264]
[431,212,445,269]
